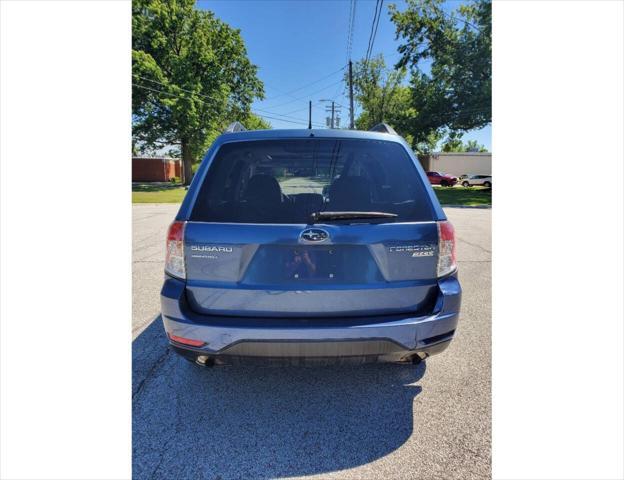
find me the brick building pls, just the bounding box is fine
[132,157,182,182]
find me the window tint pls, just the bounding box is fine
[190,138,434,224]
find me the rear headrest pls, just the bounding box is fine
[244,174,282,204]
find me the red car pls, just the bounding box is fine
[426,171,458,187]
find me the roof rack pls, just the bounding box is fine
[224,121,247,133]
[369,123,398,135]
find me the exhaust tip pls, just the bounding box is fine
[195,355,214,367]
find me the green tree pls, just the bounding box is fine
[132,0,264,184]
[197,113,271,160]
[351,55,407,129]
[243,113,271,131]
[389,0,491,145]
[465,139,488,152]
[350,54,444,153]
[440,132,488,152]
[441,132,466,152]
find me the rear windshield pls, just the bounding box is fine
[190,138,435,224]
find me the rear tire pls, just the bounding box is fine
[440,180,448,187]
[484,181,491,188]
[462,181,470,187]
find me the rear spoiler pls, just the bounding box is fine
[224,122,246,133]
[369,123,398,135]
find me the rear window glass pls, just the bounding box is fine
[190,138,434,224]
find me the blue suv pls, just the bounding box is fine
[161,124,461,366]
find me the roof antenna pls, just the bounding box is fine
[308,100,312,129]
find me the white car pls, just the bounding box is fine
[461,174,491,187]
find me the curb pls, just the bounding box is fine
[442,204,492,209]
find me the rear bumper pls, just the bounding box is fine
[160,274,461,364]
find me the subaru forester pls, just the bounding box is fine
[160,123,461,366]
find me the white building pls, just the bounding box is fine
[419,152,492,176]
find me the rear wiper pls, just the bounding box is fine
[309,211,398,223]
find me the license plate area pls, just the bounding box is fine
[242,245,385,285]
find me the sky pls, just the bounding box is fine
[197,0,491,151]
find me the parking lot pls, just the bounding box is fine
[132,203,491,480]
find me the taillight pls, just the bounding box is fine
[437,220,457,277]
[165,221,186,279]
[167,333,205,347]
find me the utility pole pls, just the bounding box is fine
[308,100,312,129]
[320,99,341,129]
[349,60,355,129]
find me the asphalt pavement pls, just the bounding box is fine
[132,203,491,480]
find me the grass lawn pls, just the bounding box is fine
[132,183,187,203]
[433,186,492,206]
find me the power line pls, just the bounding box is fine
[260,78,345,110]
[364,0,379,63]
[330,80,347,104]
[258,65,346,103]
[133,82,182,99]
[252,105,324,125]
[409,1,483,32]
[364,0,381,63]
[135,69,347,112]
[345,0,358,130]
[346,0,353,61]
[413,107,491,124]
[369,0,384,61]
[133,74,226,105]
[281,104,314,116]
[132,78,316,124]
[134,74,327,125]
[258,81,301,102]
[255,112,324,128]
[329,68,348,105]
[345,0,357,62]
[133,78,488,129]
[279,99,346,118]
[132,82,325,127]
[133,70,350,131]
[340,0,354,112]
[434,3,482,32]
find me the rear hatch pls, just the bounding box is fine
[182,137,443,318]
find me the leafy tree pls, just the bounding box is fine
[351,54,444,153]
[244,113,271,131]
[465,139,488,152]
[351,55,407,129]
[132,0,264,183]
[389,0,491,146]
[441,132,465,152]
[440,132,488,152]
[192,113,271,163]
[413,128,444,154]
